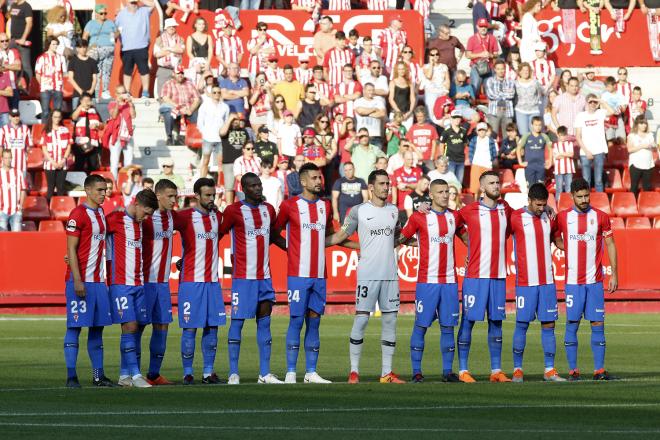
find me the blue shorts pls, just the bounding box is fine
[461,278,507,322]
[415,283,459,327]
[230,278,276,319]
[65,281,112,328]
[287,276,326,317]
[515,284,558,323]
[109,285,142,324]
[138,283,173,325]
[178,282,227,328]
[565,283,605,322]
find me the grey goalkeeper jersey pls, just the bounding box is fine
[341,202,399,281]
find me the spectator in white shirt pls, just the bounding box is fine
[259,158,283,211]
[197,84,230,178]
[277,110,302,160]
[387,139,421,174]
[574,95,615,192]
[358,60,389,104]
[354,83,387,148]
[427,155,461,189]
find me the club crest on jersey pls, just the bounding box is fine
[73,314,79,322]
[183,315,190,323]
[590,219,595,225]
[449,218,453,226]
[118,310,123,318]
[66,219,77,232]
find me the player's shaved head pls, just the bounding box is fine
[84,174,107,207]
[155,178,178,194]
[84,174,106,189]
[479,170,501,202]
[429,179,450,211]
[430,178,448,189]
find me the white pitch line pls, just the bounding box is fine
[0,422,659,434]
[2,402,660,417]
[0,317,66,321]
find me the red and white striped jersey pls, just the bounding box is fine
[220,201,277,280]
[295,67,313,86]
[558,207,612,285]
[378,28,407,74]
[401,209,462,284]
[42,126,72,171]
[323,47,355,86]
[510,208,556,286]
[328,0,351,9]
[142,209,175,284]
[106,211,143,286]
[411,0,431,20]
[215,34,244,64]
[174,208,221,283]
[247,36,277,78]
[0,167,26,215]
[264,66,284,85]
[233,156,262,192]
[485,0,504,18]
[275,196,331,278]
[531,57,556,87]
[457,201,512,279]
[391,61,423,86]
[292,0,317,8]
[0,124,32,175]
[0,48,20,88]
[504,63,518,81]
[617,81,634,103]
[65,204,106,283]
[367,0,388,9]
[333,80,362,118]
[34,52,67,92]
[552,140,576,175]
[312,79,334,102]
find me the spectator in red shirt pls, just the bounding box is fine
[392,150,422,211]
[466,18,500,96]
[406,106,440,171]
[158,65,201,145]
[101,177,123,216]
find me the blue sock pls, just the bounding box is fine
[120,333,139,377]
[228,319,244,376]
[181,329,196,376]
[64,327,81,378]
[591,324,606,371]
[256,315,272,377]
[541,326,556,369]
[457,318,474,372]
[135,326,145,371]
[440,326,455,375]
[201,327,218,376]
[87,326,104,380]
[488,320,503,371]
[410,325,426,375]
[304,315,321,374]
[512,321,529,370]
[148,329,168,377]
[286,315,304,373]
[564,321,580,371]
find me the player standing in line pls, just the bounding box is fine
[509,183,566,382]
[326,169,405,384]
[174,177,227,385]
[106,190,158,387]
[138,179,179,386]
[274,163,344,384]
[220,173,287,384]
[557,178,618,381]
[64,174,115,388]
[398,179,463,383]
[456,171,512,383]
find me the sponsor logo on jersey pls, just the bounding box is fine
[66,219,77,232]
[126,239,142,248]
[247,227,269,237]
[197,231,218,240]
[302,222,324,231]
[92,233,104,241]
[155,230,173,239]
[370,226,393,236]
[569,233,595,241]
[430,235,452,244]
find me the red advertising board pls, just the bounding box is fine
[538,9,660,67]
[0,230,658,303]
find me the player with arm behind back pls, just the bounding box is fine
[399,179,463,383]
[174,178,227,385]
[557,178,619,381]
[106,189,158,387]
[326,169,405,384]
[509,183,566,383]
[220,173,286,384]
[64,174,114,388]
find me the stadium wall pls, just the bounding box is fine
[1,230,659,306]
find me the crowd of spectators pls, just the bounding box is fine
[0,0,659,231]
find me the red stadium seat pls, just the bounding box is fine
[558,192,573,212]
[21,220,37,231]
[626,216,651,229]
[62,119,74,135]
[621,166,631,190]
[611,192,639,218]
[31,124,45,147]
[654,217,660,229]
[38,220,64,232]
[610,217,625,230]
[91,170,115,188]
[606,144,628,169]
[29,171,47,195]
[589,192,611,215]
[77,196,87,206]
[49,196,76,221]
[638,192,660,218]
[604,168,624,193]
[185,122,203,149]
[62,77,74,99]
[23,196,51,221]
[26,147,44,170]
[498,168,514,185]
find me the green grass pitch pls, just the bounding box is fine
[1,313,660,439]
